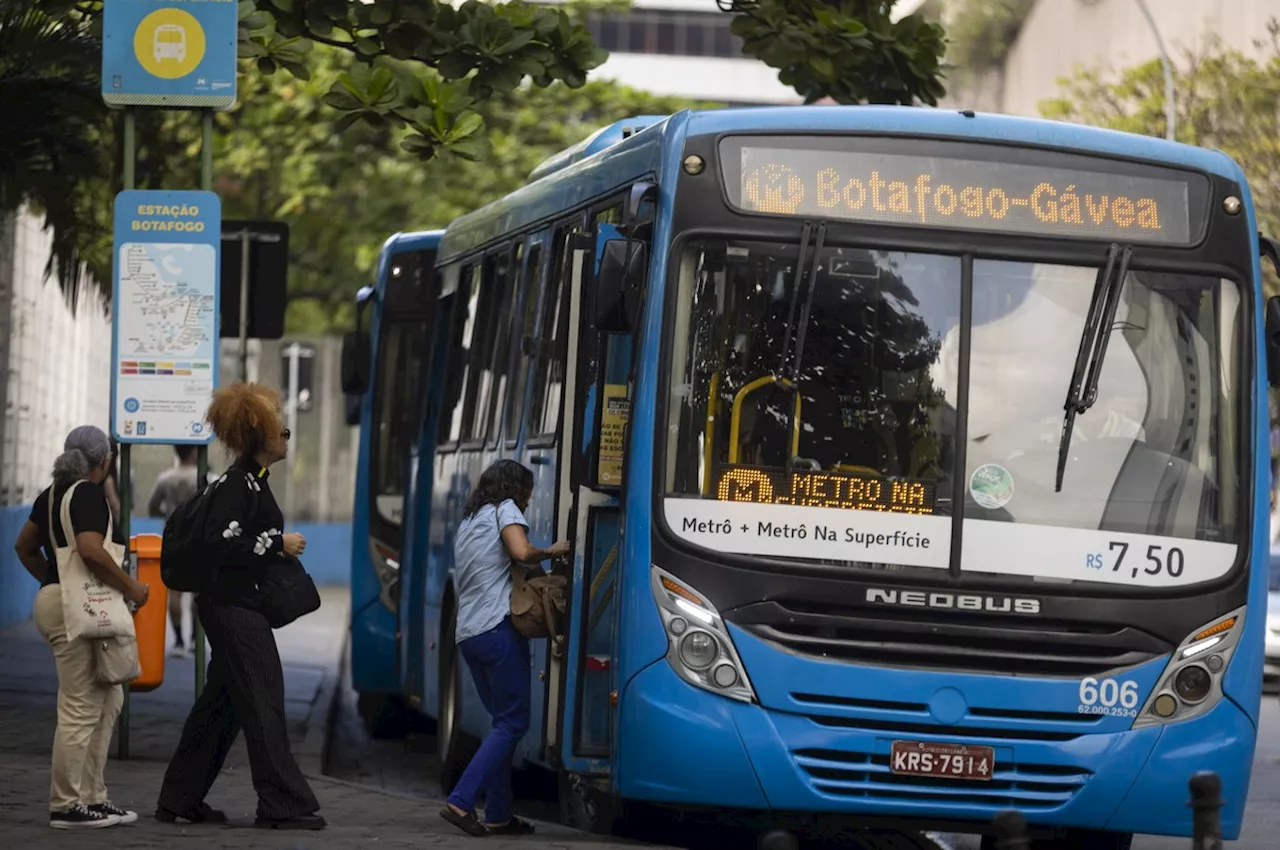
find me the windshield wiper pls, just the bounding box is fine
[780,222,827,475]
[777,222,814,377]
[1054,243,1133,492]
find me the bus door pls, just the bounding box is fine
[554,188,653,790]
[377,251,438,703]
[532,225,594,766]
[357,246,435,722]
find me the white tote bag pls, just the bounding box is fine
[52,481,136,641]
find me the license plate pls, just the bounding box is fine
[889,740,994,781]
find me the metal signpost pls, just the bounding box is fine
[103,0,238,759]
[109,191,221,758]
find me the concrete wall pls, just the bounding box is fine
[942,0,1280,119]
[0,507,352,632]
[0,504,37,633]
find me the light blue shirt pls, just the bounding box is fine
[453,499,528,643]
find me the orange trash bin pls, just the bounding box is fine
[129,534,167,692]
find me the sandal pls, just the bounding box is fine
[486,816,536,835]
[440,806,487,837]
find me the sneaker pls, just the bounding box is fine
[90,802,138,825]
[169,642,189,658]
[50,804,120,829]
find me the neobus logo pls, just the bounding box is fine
[865,588,1041,615]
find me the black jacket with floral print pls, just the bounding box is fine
[204,458,286,609]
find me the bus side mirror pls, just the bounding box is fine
[340,330,370,395]
[1260,235,1280,387]
[595,239,647,335]
[1267,297,1280,389]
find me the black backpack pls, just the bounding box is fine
[160,472,257,593]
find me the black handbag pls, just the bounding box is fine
[258,555,322,629]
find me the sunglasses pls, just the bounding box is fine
[282,429,291,440]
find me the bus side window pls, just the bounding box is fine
[487,241,523,448]
[461,249,510,446]
[371,321,427,525]
[503,241,544,445]
[530,224,582,440]
[442,264,481,446]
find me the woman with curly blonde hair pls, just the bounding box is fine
[154,382,324,831]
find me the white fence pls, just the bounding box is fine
[0,208,113,506]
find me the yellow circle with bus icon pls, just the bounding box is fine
[134,9,206,79]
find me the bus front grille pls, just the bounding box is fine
[790,747,1091,811]
[729,600,1170,678]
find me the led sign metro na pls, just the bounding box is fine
[716,466,936,516]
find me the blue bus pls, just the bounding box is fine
[351,106,1280,847]
[341,229,444,737]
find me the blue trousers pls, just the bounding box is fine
[446,617,531,824]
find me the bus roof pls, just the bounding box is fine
[380,229,445,257]
[528,115,671,182]
[438,104,1245,263]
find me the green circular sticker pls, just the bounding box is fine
[970,463,1014,510]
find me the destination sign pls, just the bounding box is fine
[726,144,1195,245]
[716,466,936,516]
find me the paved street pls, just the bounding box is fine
[0,588,653,849]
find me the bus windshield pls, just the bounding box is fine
[663,237,1244,586]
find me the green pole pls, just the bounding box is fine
[117,110,136,761]
[194,109,214,698]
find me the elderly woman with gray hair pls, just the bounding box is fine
[12,425,151,829]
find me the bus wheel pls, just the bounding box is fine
[357,693,409,740]
[558,771,619,835]
[437,621,471,796]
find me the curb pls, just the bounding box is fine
[297,621,349,781]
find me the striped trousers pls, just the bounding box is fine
[156,597,319,819]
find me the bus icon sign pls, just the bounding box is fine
[153,24,186,63]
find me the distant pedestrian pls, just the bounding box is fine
[12,425,151,829]
[146,445,208,657]
[440,459,568,837]
[155,382,324,830]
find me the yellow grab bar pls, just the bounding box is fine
[834,464,882,477]
[728,375,801,464]
[702,371,720,495]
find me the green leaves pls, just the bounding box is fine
[724,0,947,106]
[313,61,486,161]
[235,0,608,163]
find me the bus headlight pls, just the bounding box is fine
[1133,606,1244,729]
[650,565,756,703]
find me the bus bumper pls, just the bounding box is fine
[618,662,1253,838]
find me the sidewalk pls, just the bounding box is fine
[0,587,654,849]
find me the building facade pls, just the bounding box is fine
[940,0,1280,117]
[538,0,800,103]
